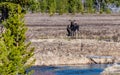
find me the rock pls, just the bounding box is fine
[101,63,120,75]
[87,56,115,64]
[34,55,93,66]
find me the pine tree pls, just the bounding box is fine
[57,0,64,14]
[85,0,94,13]
[56,0,68,14]
[40,0,47,13]
[68,0,77,14]
[48,0,56,15]
[100,0,111,14]
[0,3,34,75]
[29,0,40,13]
[77,0,84,14]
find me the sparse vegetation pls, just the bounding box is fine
[26,14,120,41]
[1,0,120,75]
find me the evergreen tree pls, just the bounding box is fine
[0,0,40,20]
[76,0,84,14]
[29,0,40,13]
[56,0,63,14]
[48,0,56,15]
[0,0,39,10]
[40,0,47,13]
[0,2,34,75]
[85,0,94,13]
[56,0,68,14]
[1,0,120,14]
[108,0,120,7]
[68,0,77,14]
[97,0,111,14]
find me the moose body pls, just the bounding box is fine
[67,21,79,36]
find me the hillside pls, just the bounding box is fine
[2,13,120,65]
[25,13,120,65]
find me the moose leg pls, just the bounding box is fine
[73,30,76,37]
[71,31,73,36]
[67,30,71,36]
[76,30,79,39]
[74,31,77,38]
[67,27,71,36]
[73,31,75,36]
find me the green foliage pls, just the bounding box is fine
[85,0,94,13]
[40,0,47,13]
[0,0,29,6]
[28,0,40,13]
[56,0,68,14]
[47,0,57,15]
[68,0,77,14]
[108,0,120,7]
[0,0,40,13]
[0,2,21,15]
[106,8,111,14]
[0,3,34,75]
[0,0,29,8]
[1,0,120,14]
[76,0,84,14]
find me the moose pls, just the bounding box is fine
[67,20,79,37]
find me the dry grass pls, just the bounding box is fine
[25,14,120,40]
[25,14,120,65]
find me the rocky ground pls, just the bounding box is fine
[30,39,120,65]
[25,13,120,41]
[101,64,120,75]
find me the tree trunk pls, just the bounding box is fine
[0,6,9,21]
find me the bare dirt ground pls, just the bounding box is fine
[24,13,120,65]
[25,13,120,41]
